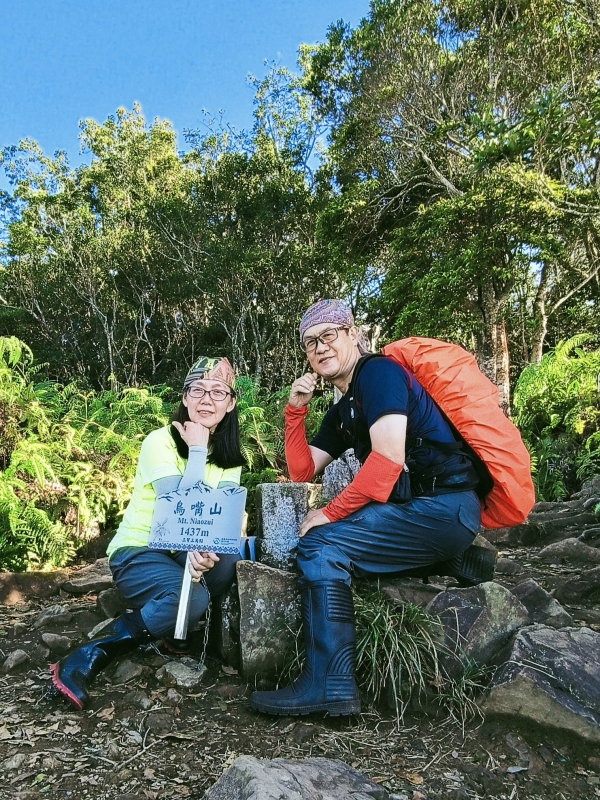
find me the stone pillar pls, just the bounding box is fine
[256,483,322,570]
[322,449,360,502]
[236,561,301,679]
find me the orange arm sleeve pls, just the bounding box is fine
[322,451,403,522]
[284,404,315,482]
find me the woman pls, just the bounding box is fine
[51,356,245,710]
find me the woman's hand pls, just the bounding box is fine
[172,420,210,448]
[289,373,318,409]
[298,508,330,537]
[188,550,219,579]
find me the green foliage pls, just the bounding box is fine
[514,335,600,499]
[0,336,175,571]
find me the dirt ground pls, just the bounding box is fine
[0,545,599,800]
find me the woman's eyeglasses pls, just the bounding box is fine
[301,326,350,353]
[186,387,232,401]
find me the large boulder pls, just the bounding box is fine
[236,561,301,678]
[510,578,573,629]
[203,755,388,800]
[484,625,600,743]
[256,483,322,570]
[554,566,600,604]
[537,538,600,565]
[426,581,530,665]
[60,558,114,595]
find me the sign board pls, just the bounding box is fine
[148,483,247,554]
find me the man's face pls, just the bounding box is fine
[303,322,359,380]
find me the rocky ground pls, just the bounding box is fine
[2,486,600,799]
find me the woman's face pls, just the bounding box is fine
[183,379,236,432]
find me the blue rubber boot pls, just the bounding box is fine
[50,610,151,710]
[249,580,361,717]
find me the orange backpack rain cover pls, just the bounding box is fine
[381,337,535,529]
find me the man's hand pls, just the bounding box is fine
[298,508,330,537]
[289,373,318,409]
[188,550,219,579]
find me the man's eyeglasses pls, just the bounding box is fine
[186,387,233,402]
[301,326,350,354]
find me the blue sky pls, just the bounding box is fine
[1,0,369,189]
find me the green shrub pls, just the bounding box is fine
[514,335,600,500]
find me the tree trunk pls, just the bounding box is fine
[475,284,511,415]
[530,262,550,365]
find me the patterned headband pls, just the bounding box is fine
[299,299,355,340]
[183,356,236,392]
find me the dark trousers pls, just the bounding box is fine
[109,547,240,638]
[296,490,481,586]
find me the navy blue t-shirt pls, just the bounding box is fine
[310,356,478,495]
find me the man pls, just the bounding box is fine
[249,299,482,717]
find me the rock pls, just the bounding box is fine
[156,661,206,689]
[166,688,183,706]
[494,558,523,576]
[7,622,28,639]
[1,649,29,674]
[579,526,600,545]
[97,588,129,618]
[256,482,322,570]
[41,633,73,655]
[484,625,600,743]
[426,582,530,666]
[32,604,72,629]
[506,512,599,546]
[60,558,114,595]
[30,643,50,662]
[113,659,144,683]
[1,752,28,772]
[143,712,173,735]
[203,755,388,800]
[537,538,600,565]
[213,584,240,669]
[532,500,577,513]
[321,450,361,502]
[379,577,444,608]
[122,690,153,710]
[554,566,600,604]
[236,561,301,678]
[574,475,600,500]
[472,534,497,554]
[511,579,573,629]
[87,618,117,639]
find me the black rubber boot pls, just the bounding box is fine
[436,544,497,587]
[249,580,361,717]
[50,610,151,710]
[400,544,496,587]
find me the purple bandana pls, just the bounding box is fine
[299,299,355,341]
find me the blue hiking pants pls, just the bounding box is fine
[296,490,481,586]
[108,547,240,638]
